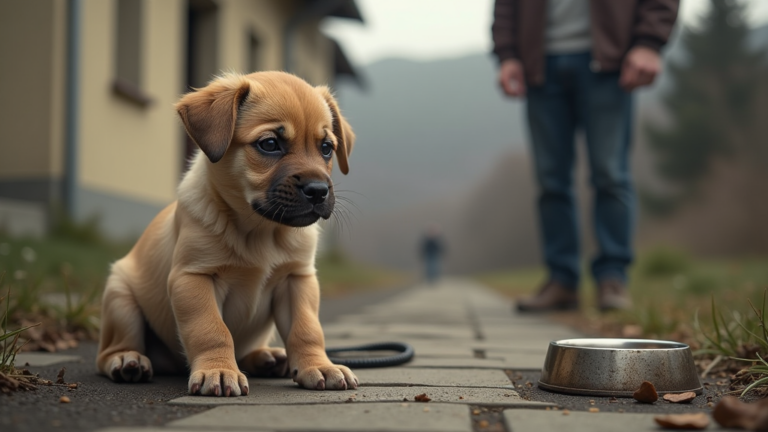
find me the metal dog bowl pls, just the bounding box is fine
[538,338,702,397]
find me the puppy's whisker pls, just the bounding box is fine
[332,188,368,199]
[334,199,361,220]
[334,201,358,223]
[330,207,352,237]
[339,205,359,225]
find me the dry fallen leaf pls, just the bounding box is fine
[622,324,643,338]
[59,396,71,403]
[633,381,658,403]
[713,396,768,431]
[56,367,66,385]
[414,393,431,402]
[663,392,696,404]
[654,413,710,430]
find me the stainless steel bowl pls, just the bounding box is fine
[538,338,702,397]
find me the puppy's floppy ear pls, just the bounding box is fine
[175,76,251,163]
[316,86,355,175]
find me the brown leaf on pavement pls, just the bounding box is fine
[56,367,66,384]
[713,396,768,431]
[414,393,431,402]
[0,371,38,393]
[633,381,658,403]
[654,413,710,430]
[663,392,696,404]
[622,324,643,338]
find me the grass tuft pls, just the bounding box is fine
[1,273,40,375]
[637,246,691,277]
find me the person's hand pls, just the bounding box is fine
[619,46,661,91]
[498,59,526,97]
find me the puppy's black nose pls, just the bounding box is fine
[301,182,329,204]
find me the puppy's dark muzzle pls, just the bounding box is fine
[252,178,334,227]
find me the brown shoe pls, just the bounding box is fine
[516,281,579,312]
[597,279,633,311]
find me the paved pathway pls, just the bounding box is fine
[11,279,731,432]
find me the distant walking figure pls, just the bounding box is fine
[492,0,679,312]
[420,227,445,284]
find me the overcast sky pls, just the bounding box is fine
[322,0,768,65]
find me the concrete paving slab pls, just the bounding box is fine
[324,337,550,357]
[503,409,730,432]
[472,340,551,353]
[352,367,513,388]
[323,324,476,341]
[246,368,513,389]
[97,429,255,432]
[480,328,581,342]
[169,403,472,432]
[169,385,553,408]
[494,352,547,370]
[405,357,508,369]
[334,314,473,325]
[480,324,579,335]
[325,340,477,358]
[14,352,82,367]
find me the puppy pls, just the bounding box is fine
[96,71,357,396]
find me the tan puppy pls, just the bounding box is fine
[96,71,357,396]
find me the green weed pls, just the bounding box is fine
[1,274,40,374]
[638,246,691,277]
[695,291,767,359]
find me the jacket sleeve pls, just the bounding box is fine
[633,0,680,51]
[491,0,518,63]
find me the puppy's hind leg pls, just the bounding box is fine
[239,326,288,378]
[96,272,153,383]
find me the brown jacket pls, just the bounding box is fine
[492,0,679,85]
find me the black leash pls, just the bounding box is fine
[326,342,415,368]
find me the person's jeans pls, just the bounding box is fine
[425,255,440,283]
[526,52,635,289]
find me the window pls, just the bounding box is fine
[247,31,260,73]
[113,0,152,106]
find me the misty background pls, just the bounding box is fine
[322,0,768,275]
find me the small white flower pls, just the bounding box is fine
[21,246,37,263]
[0,243,9,256]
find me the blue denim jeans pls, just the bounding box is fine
[526,52,635,289]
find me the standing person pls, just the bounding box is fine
[492,0,679,312]
[420,226,445,284]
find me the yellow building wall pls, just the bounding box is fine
[215,0,334,85]
[294,19,335,86]
[77,0,184,206]
[0,0,66,179]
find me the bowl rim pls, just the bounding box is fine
[550,338,691,351]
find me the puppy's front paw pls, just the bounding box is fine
[106,351,153,383]
[188,367,249,397]
[293,363,358,390]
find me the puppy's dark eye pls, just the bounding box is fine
[256,138,280,154]
[321,141,333,158]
